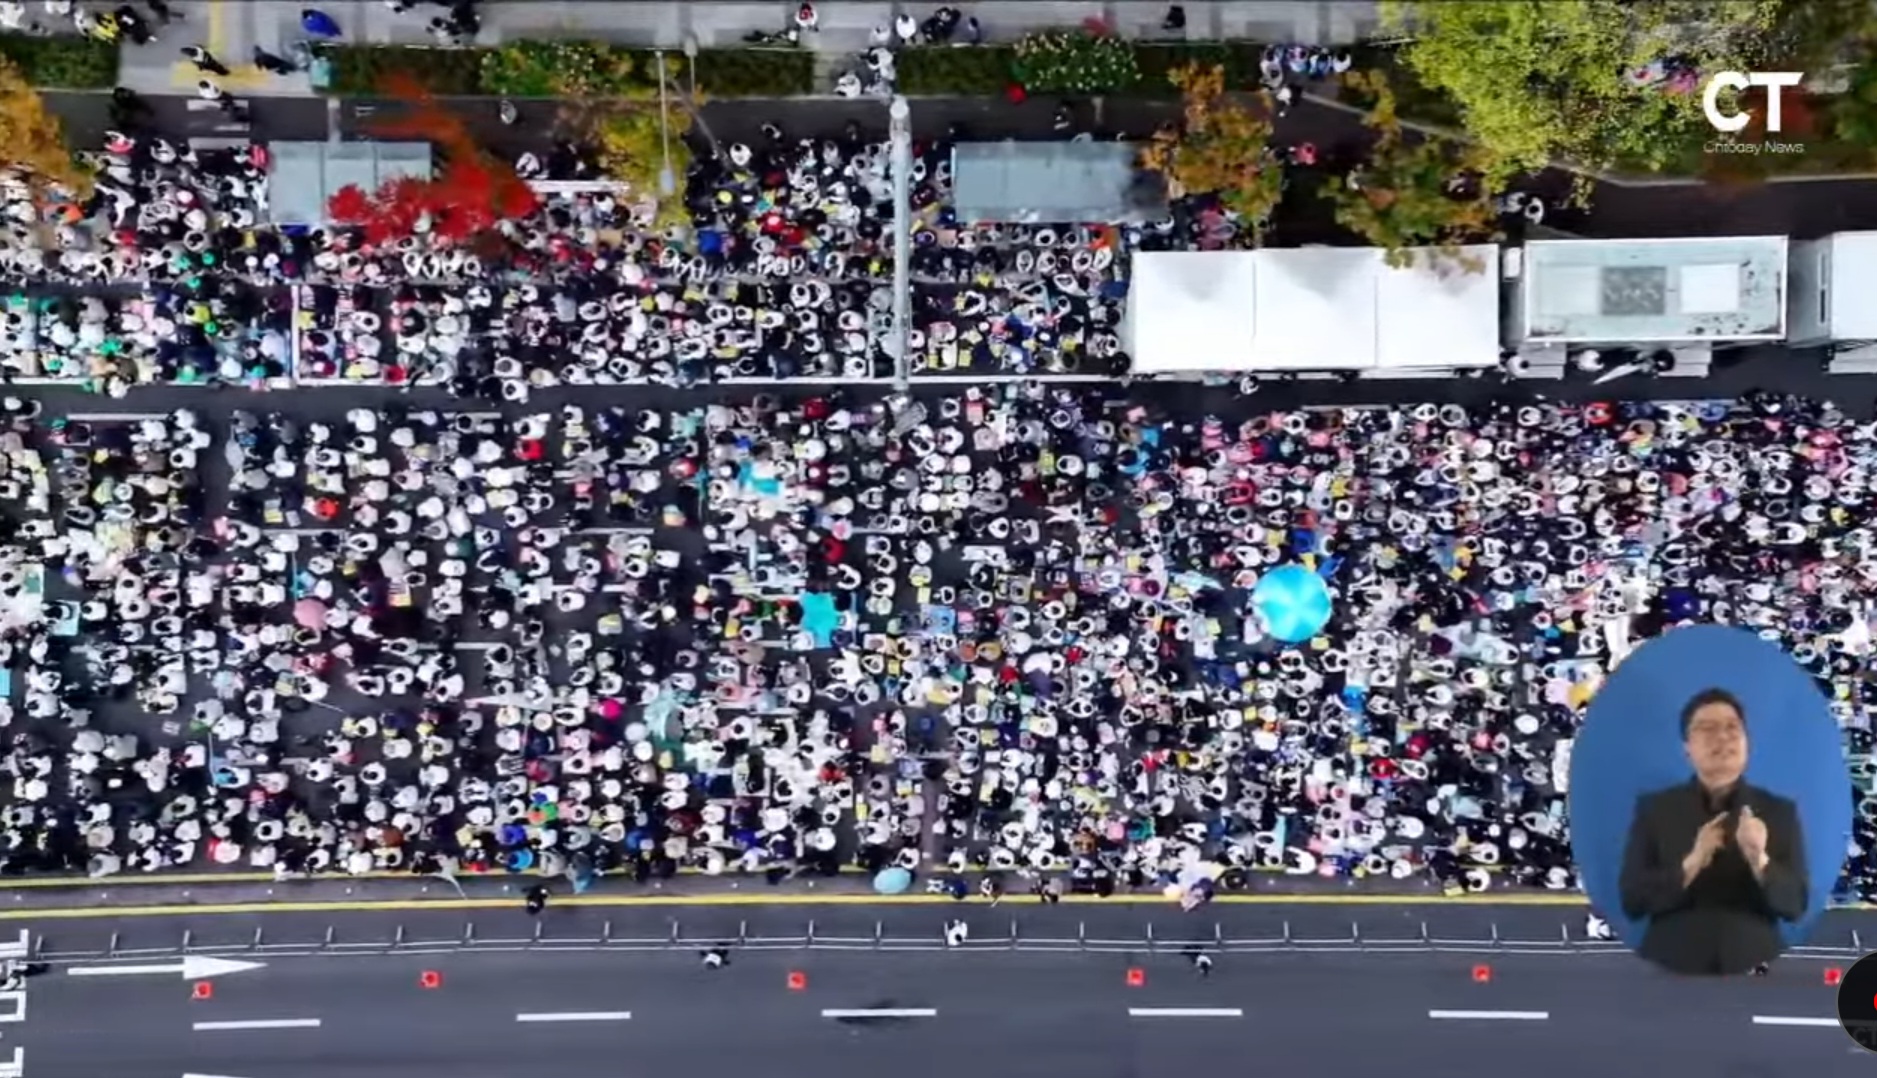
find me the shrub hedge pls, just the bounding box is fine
[321,42,810,98]
[896,46,1016,96]
[0,33,117,89]
[900,37,1287,97]
[326,44,483,95]
[321,35,1309,99]
[689,47,813,98]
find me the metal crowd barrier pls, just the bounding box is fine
[32,919,1869,962]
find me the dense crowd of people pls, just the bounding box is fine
[0,44,1866,905]
[0,123,1147,395]
[0,386,1873,902]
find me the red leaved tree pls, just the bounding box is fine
[326,73,540,248]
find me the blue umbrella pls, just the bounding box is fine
[1252,564,1333,644]
[300,7,342,38]
[872,867,913,895]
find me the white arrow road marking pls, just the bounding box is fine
[193,1019,321,1032]
[1752,1016,1839,1027]
[1428,1010,1550,1021]
[69,956,266,980]
[1128,1008,1245,1018]
[819,1009,937,1019]
[515,1012,632,1023]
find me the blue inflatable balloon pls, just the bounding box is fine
[1252,564,1333,644]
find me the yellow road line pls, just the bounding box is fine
[170,61,274,92]
[2,892,1872,920]
[0,893,1605,920]
[207,0,226,56]
[0,863,1373,888]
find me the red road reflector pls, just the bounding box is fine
[191,981,213,1000]
[1825,967,1844,986]
[420,970,442,989]
[1471,965,1492,984]
[1126,968,1146,987]
[787,971,807,991]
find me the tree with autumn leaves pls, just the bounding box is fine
[1138,63,1282,240]
[1321,71,1497,271]
[0,55,88,197]
[326,74,538,247]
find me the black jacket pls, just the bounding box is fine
[1618,779,1808,975]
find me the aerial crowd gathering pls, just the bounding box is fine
[0,7,1871,913]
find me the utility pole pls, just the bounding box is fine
[889,95,912,392]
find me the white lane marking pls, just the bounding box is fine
[193,1019,322,1031]
[820,1008,938,1019]
[1752,1016,1840,1027]
[184,1073,260,1078]
[1128,1008,1245,1018]
[70,957,265,980]
[1428,1010,1550,1021]
[515,1012,633,1023]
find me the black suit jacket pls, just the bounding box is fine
[1618,779,1808,975]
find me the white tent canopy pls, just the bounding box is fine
[1127,246,1502,374]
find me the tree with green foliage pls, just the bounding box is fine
[1321,73,1497,271]
[1382,0,1783,177]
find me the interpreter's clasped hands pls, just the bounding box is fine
[1737,805,1769,873]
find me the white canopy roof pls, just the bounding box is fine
[1128,246,1502,373]
[1827,232,1877,339]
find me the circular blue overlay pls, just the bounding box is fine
[1252,564,1332,643]
[1568,624,1851,949]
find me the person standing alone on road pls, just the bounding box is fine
[1183,947,1213,978]
[524,883,550,916]
[182,45,229,76]
[252,45,296,76]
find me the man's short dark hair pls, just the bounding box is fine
[1680,687,1746,739]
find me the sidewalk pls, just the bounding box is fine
[116,0,1382,98]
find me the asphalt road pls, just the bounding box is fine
[14,947,1870,1078]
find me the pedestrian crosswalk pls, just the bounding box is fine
[184,97,252,137]
[0,930,29,1077]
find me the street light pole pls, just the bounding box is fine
[656,50,675,196]
[681,34,722,156]
[889,95,912,392]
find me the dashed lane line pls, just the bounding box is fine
[516,1012,633,1023]
[1427,1010,1550,1021]
[820,1008,937,1019]
[193,1019,322,1031]
[1128,1008,1245,1018]
[1752,1016,1839,1028]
